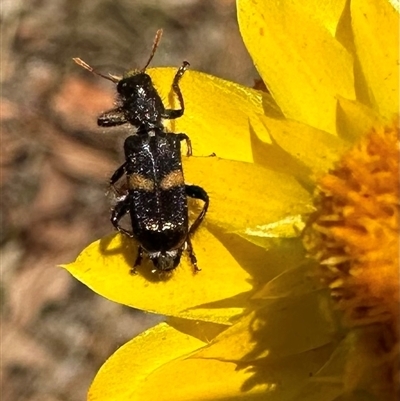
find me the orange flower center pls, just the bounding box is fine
[303,121,399,397]
[304,121,399,326]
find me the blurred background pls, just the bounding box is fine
[1,1,257,400]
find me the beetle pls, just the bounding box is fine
[74,30,209,272]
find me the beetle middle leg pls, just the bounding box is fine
[109,161,128,197]
[111,197,134,238]
[112,196,145,273]
[176,133,192,156]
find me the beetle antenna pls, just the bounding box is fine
[141,29,163,72]
[72,58,120,83]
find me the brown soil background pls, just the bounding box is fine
[1,1,256,400]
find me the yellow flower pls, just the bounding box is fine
[64,0,399,400]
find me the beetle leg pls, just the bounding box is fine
[186,237,200,273]
[176,133,192,156]
[185,185,209,236]
[162,61,190,120]
[134,245,144,267]
[184,185,209,272]
[111,197,134,238]
[98,107,127,127]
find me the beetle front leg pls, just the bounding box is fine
[162,61,190,120]
[98,107,127,127]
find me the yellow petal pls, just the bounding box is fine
[198,232,306,289]
[201,233,309,293]
[351,0,399,118]
[141,346,339,401]
[184,156,313,234]
[167,316,229,343]
[149,68,281,162]
[238,0,355,135]
[240,215,306,242]
[88,291,339,400]
[88,323,206,401]
[250,120,312,183]
[197,291,336,363]
[388,0,400,12]
[252,261,319,300]
[336,96,387,142]
[135,357,262,400]
[108,311,338,401]
[63,230,252,323]
[290,0,347,36]
[259,116,348,178]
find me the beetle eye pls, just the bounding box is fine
[117,80,131,94]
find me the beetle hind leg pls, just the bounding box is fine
[186,238,200,273]
[185,185,209,236]
[185,185,209,272]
